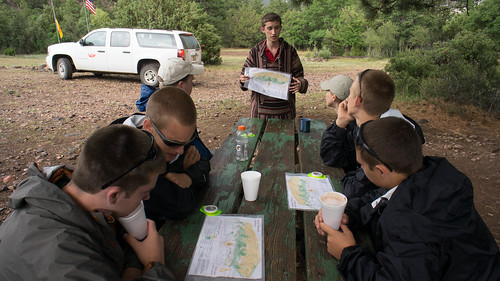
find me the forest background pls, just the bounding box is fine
[0,0,499,115]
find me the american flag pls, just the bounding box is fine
[85,0,96,15]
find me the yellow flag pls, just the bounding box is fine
[56,19,63,38]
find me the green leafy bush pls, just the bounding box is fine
[3,47,15,56]
[318,47,331,59]
[386,31,499,115]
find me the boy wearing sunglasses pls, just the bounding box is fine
[116,87,210,224]
[315,117,499,281]
[322,69,425,199]
[0,125,176,280]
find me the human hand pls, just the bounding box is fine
[165,172,192,189]
[289,77,302,94]
[183,146,200,170]
[315,210,349,236]
[326,92,335,108]
[315,209,326,236]
[335,100,354,128]
[320,222,356,260]
[239,74,250,84]
[124,220,165,266]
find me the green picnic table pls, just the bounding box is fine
[159,118,355,280]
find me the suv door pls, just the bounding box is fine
[74,30,108,71]
[178,33,202,64]
[107,31,134,73]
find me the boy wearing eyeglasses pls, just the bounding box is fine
[315,117,500,281]
[116,87,210,224]
[0,125,176,280]
[322,69,425,199]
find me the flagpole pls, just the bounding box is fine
[50,0,60,43]
[84,1,89,33]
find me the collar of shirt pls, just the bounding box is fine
[264,45,280,63]
[371,185,399,208]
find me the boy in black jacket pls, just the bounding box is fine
[320,69,424,199]
[116,87,210,224]
[315,117,500,281]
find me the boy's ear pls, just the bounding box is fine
[354,94,363,106]
[261,26,265,33]
[105,186,124,205]
[375,164,391,177]
[142,118,152,131]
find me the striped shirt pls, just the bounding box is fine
[241,39,308,119]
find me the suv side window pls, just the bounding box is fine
[136,33,176,48]
[83,31,106,47]
[111,31,130,47]
[179,34,200,49]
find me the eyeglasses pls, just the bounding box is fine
[145,114,196,148]
[358,69,371,98]
[100,130,158,190]
[355,121,393,172]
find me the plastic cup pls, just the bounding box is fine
[241,171,262,201]
[320,192,348,230]
[299,118,311,133]
[117,201,148,240]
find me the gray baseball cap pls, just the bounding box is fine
[320,75,353,100]
[157,57,204,85]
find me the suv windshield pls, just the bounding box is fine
[179,34,200,49]
[136,33,176,48]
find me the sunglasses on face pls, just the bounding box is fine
[100,130,158,190]
[355,121,393,172]
[358,69,372,98]
[146,114,196,148]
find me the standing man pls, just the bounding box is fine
[0,125,175,280]
[239,12,308,119]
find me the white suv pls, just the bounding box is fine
[46,28,202,86]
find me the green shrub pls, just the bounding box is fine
[386,31,499,115]
[3,47,15,56]
[318,47,331,59]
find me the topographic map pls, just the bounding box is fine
[187,215,264,280]
[285,173,335,211]
[244,67,291,100]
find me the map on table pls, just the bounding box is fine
[285,172,335,211]
[244,67,291,100]
[186,215,264,280]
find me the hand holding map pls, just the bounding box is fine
[244,67,291,100]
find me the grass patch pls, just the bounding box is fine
[0,54,46,67]
[208,49,389,74]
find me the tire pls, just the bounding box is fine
[140,62,159,87]
[57,58,73,80]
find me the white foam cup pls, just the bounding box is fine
[320,192,348,230]
[118,201,148,240]
[240,171,262,201]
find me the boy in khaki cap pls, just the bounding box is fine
[320,75,353,114]
[136,57,204,112]
[320,75,356,171]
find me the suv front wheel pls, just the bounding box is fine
[140,62,159,87]
[57,58,73,79]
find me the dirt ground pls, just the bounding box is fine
[0,65,499,252]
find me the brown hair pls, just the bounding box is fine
[357,69,395,116]
[356,117,423,175]
[146,86,197,129]
[261,12,282,27]
[72,125,165,195]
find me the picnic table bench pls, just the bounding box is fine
[159,117,355,280]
